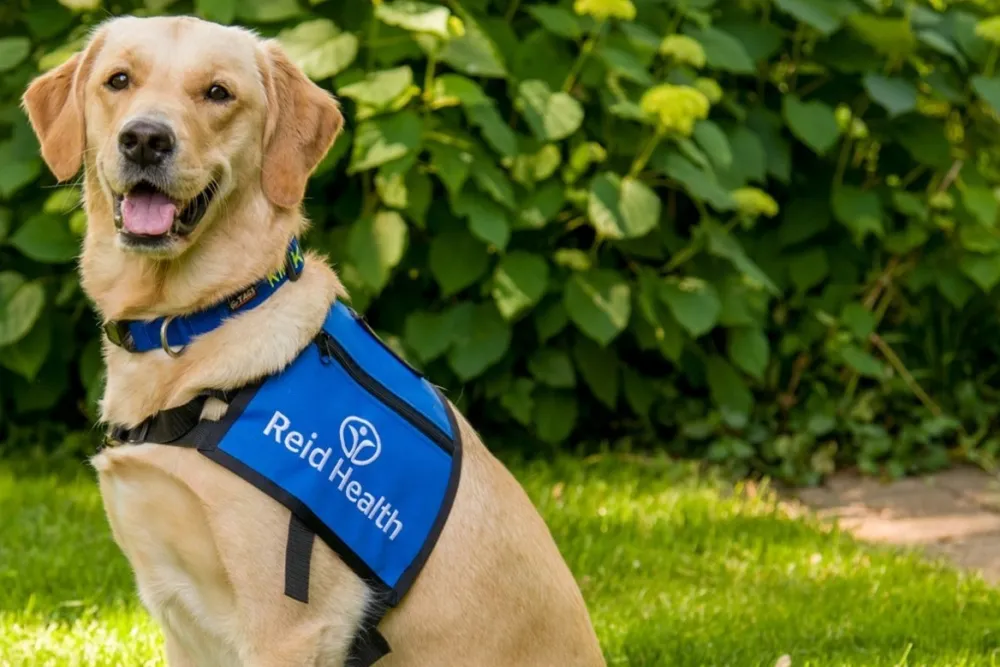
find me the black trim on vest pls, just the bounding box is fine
[392,394,463,598]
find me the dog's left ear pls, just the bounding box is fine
[259,40,344,209]
[22,30,105,182]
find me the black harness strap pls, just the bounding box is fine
[105,390,392,667]
[284,513,315,603]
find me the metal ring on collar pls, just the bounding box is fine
[160,316,185,358]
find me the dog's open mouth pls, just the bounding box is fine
[113,180,216,239]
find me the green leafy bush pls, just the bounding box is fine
[5,0,1000,483]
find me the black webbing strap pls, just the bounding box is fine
[346,608,392,666]
[284,514,315,603]
[284,517,391,666]
[104,391,228,447]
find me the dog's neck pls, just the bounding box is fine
[82,182,347,427]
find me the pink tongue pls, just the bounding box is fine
[121,191,177,236]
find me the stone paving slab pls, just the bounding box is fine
[790,465,1000,583]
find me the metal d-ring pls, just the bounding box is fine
[160,316,185,358]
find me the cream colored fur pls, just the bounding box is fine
[23,15,605,667]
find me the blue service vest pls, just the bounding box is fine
[198,301,462,604]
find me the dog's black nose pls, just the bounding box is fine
[118,119,175,167]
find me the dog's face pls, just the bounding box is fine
[23,16,342,260]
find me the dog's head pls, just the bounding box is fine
[22,16,342,260]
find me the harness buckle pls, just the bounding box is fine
[103,320,136,352]
[131,419,151,443]
[160,316,186,358]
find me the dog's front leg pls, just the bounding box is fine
[164,631,197,667]
[240,621,351,667]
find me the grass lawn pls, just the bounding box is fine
[3,454,1000,666]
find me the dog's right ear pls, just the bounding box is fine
[22,32,104,182]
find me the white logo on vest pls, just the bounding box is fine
[339,416,382,466]
[264,410,403,540]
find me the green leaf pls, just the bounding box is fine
[428,141,473,195]
[0,141,42,199]
[973,76,1000,115]
[0,38,31,73]
[746,107,791,183]
[841,344,885,378]
[723,126,766,186]
[783,95,840,155]
[532,389,577,444]
[0,273,45,347]
[431,74,490,108]
[623,368,656,417]
[787,248,829,292]
[278,21,356,80]
[439,7,507,78]
[705,356,753,422]
[962,186,999,227]
[727,326,768,380]
[535,301,569,342]
[833,186,884,243]
[863,74,917,117]
[773,0,855,36]
[658,153,735,211]
[492,252,549,320]
[375,0,451,37]
[588,172,661,239]
[500,377,534,426]
[453,190,510,249]
[659,277,721,338]
[0,208,9,243]
[403,310,452,363]
[841,302,876,340]
[195,0,235,23]
[349,111,423,174]
[470,158,516,208]
[893,116,951,169]
[686,26,755,74]
[528,348,575,388]
[702,220,778,295]
[960,254,1000,292]
[564,269,631,345]
[0,313,51,381]
[465,104,518,158]
[849,14,916,60]
[719,21,783,62]
[10,214,78,263]
[429,230,490,296]
[235,0,303,20]
[528,5,582,40]
[892,191,928,223]
[517,181,566,229]
[573,336,619,409]
[347,211,408,293]
[339,67,413,108]
[516,80,584,142]
[693,121,732,171]
[447,303,511,380]
[599,47,653,86]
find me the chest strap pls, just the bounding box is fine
[104,382,391,667]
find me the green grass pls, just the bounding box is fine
[4,455,1000,666]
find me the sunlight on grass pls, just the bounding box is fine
[4,455,1000,666]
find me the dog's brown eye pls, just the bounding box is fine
[206,84,232,102]
[106,72,129,91]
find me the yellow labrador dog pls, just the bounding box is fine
[23,15,605,667]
